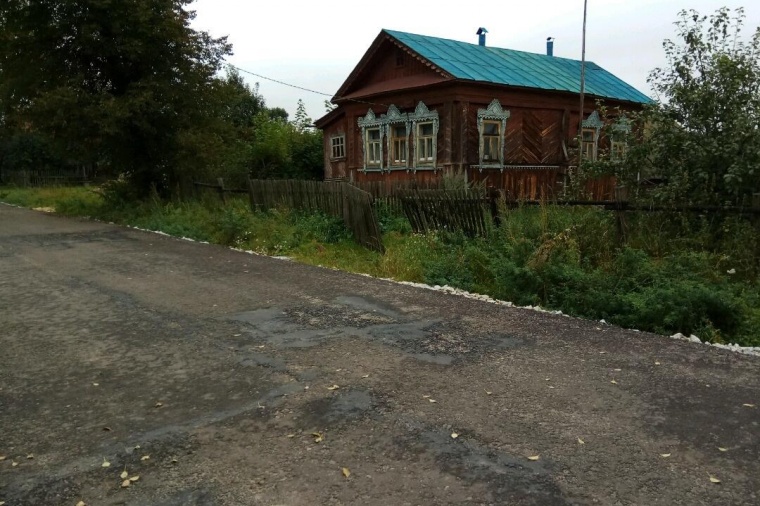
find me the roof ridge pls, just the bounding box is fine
[382,28,597,66]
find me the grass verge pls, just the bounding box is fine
[2,185,759,347]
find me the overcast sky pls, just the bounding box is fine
[190,0,759,121]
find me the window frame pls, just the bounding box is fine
[409,101,439,171]
[476,99,510,170]
[580,110,604,162]
[365,128,382,167]
[390,124,408,166]
[330,134,345,160]
[581,128,598,161]
[357,109,385,172]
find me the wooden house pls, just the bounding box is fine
[314,29,650,199]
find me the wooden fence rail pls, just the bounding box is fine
[247,179,384,253]
[1,169,90,187]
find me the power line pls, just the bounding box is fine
[224,61,390,109]
[226,62,333,97]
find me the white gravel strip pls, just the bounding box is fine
[6,204,759,358]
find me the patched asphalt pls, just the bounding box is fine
[1,204,759,505]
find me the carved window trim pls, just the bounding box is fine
[609,114,631,161]
[409,101,439,172]
[357,109,385,172]
[477,99,510,171]
[581,110,603,161]
[383,105,410,171]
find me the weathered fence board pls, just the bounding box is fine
[247,179,384,253]
[2,168,90,187]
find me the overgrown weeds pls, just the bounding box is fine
[2,185,759,346]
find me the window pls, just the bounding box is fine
[611,140,626,160]
[366,128,381,166]
[330,135,345,159]
[417,123,434,163]
[476,99,510,169]
[391,125,407,165]
[357,102,437,172]
[409,101,439,170]
[482,121,501,161]
[581,128,597,161]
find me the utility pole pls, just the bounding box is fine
[578,0,588,170]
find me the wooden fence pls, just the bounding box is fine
[1,168,90,187]
[399,190,490,237]
[248,179,384,253]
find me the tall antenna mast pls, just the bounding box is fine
[578,0,588,170]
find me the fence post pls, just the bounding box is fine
[217,177,226,204]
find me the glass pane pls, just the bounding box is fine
[419,123,433,136]
[394,126,406,137]
[484,122,499,135]
[582,129,594,141]
[368,129,380,140]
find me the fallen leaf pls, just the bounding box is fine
[709,475,721,484]
[428,398,437,403]
[327,385,340,391]
[422,395,430,398]
[129,475,140,482]
[743,403,756,408]
[613,368,622,372]
[121,479,131,488]
[0,455,5,461]
[286,434,296,438]
[577,438,585,445]
[335,369,342,372]
[312,432,324,443]
[548,386,555,389]
[341,467,351,478]
[76,501,86,506]
[599,351,606,354]
[92,383,99,386]
[102,458,111,468]
[361,374,370,378]
[654,361,661,366]
[718,447,728,452]
[660,453,671,458]
[26,454,34,459]
[610,380,618,385]
[451,433,459,439]
[120,470,128,479]
[12,461,18,467]
[485,390,492,395]
[528,455,540,461]
[154,402,163,408]
[140,455,150,461]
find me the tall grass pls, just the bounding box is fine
[2,185,759,346]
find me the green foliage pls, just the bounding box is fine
[4,186,759,346]
[622,8,760,205]
[0,0,233,193]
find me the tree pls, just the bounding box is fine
[0,0,232,194]
[622,8,760,205]
[292,99,312,132]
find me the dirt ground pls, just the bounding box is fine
[0,204,759,506]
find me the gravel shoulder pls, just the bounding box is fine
[1,204,759,505]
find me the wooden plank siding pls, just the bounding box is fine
[316,36,643,201]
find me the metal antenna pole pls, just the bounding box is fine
[578,0,588,170]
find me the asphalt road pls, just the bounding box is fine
[1,204,759,506]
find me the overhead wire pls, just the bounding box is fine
[223,61,390,109]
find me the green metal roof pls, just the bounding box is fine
[384,29,651,104]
